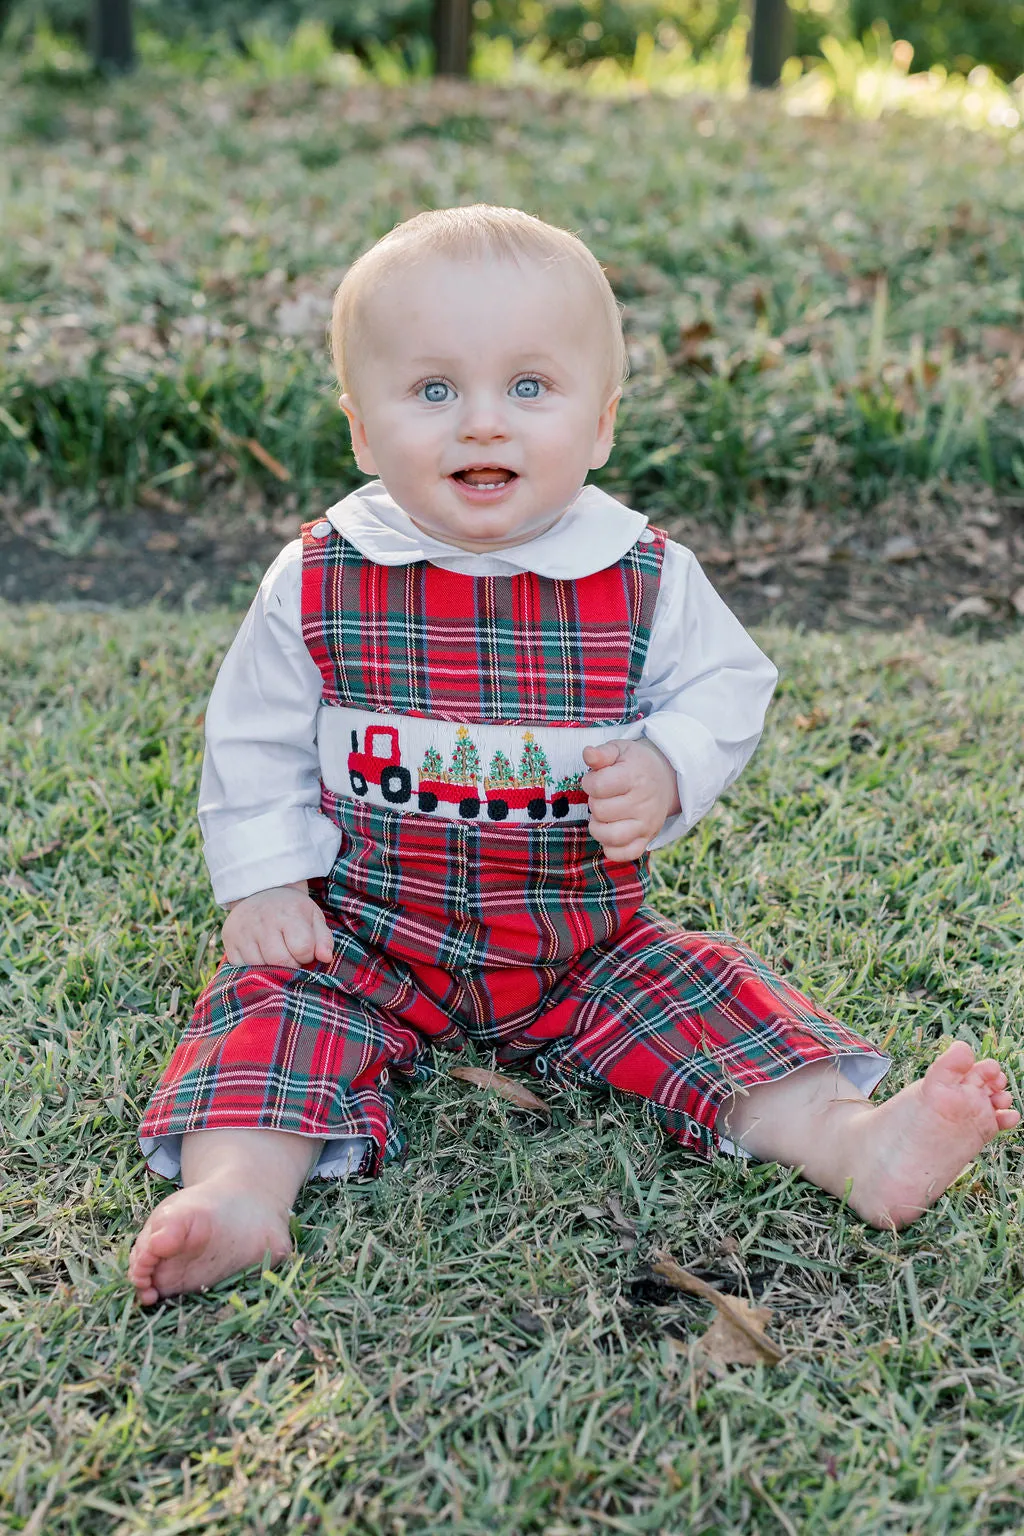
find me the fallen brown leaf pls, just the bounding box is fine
[981,325,1024,361]
[672,320,715,371]
[794,707,828,731]
[699,547,735,568]
[700,1304,780,1366]
[948,595,993,622]
[819,243,851,276]
[736,557,775,580]
[964,508,1002,529]
[791,542,831,566]
[957,524,994,568]
[652,1251,784,1366]
[605,1194,637,1236]
[882,651,936,685]
[882,649,924,670]
[449,1066,551,1118]
[19,839,64,867]
[292,1318,328,1362]
[145,531,180,553]
[138,486,185,515]
[882,535,921,563]
[244,439,292,482]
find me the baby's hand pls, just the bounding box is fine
[222,881,335,967]
[580,739,681,862]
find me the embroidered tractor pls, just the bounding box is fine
[347,726,412,805]
[347,726,587,822]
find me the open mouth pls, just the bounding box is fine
[451,466,518,491]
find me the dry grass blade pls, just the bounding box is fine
[243,438,292,481]
[652,1251,785,1366]
[449,1066,552,1118]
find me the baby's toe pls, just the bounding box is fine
[995,1108,1021,1131]
[928,1041,977,1083]
[148,1205,210,1261]
[964,1064,1010,1105]
[128,1238,160,1299]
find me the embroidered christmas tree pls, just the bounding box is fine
[553,772,584,793]
[484,750,516,790]
[517,730,552,788]
[419,746,445,782]
[447,727,481,787]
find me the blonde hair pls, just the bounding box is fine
[330,204,628,398]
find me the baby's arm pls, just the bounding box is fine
[223,880,335,967]
[201,549,341,962]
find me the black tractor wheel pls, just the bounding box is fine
[380,765,412,804]
[487,799,509,821]
[551,795,570,819]
[527,796,547,821]
[418,789,438,813]
[458,796,480,820]
[349,769,368,796]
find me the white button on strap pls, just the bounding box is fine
[311,520,333,538]
[639,528,656,543]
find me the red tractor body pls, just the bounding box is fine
[347,726,412,805]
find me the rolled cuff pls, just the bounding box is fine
[202,807,342,905]
[140,1132,370,1183]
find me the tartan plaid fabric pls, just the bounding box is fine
[140,908,884,1174]
[139,523,886,1175]
[300,522,663,723]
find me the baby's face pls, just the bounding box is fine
[341,256,620,552]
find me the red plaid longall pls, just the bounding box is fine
[139,521,885,1175]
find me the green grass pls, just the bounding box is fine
[2,603,1023,1532]
[2,60,1024,537]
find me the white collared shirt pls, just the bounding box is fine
[200,481,778,903]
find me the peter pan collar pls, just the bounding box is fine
[321,479,650,578]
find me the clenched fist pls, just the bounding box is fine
[580,738,680,862]
[222,880,335,967]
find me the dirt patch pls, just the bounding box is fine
[2,483,1023,634]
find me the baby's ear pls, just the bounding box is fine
[339,394,377,474]
[589,388,622,470]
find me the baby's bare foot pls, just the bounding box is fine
[844,1041,1019,1229]
[128,1182,293,1305]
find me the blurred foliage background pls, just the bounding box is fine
[2,0,1023,81]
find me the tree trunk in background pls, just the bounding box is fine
[749,0,791,88]
[92,0,135,72]
[433,0,472,77]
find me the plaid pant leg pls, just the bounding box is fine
[138,958,415,1180]
[522,912,889,1158]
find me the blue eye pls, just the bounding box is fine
[511,377,543,400]
[420,380,455,404]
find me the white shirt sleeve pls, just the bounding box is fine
[198,541,342,904]
[637,539,778,850]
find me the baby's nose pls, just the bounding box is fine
[458,396,510,441]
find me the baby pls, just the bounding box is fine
[129,205,1018,1304]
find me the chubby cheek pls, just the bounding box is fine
[367,408,450,472]
[527,435,593,496]
[530,403,599,464]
